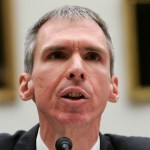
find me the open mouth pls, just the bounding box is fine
[62,92,85,100]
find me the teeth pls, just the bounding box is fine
[67,92,83,98]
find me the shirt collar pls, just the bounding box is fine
[91,135,100,150]
[36,128,49,150]
[36,128,100,150]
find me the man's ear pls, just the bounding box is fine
[19,73,34,101]
[109,75,119,103]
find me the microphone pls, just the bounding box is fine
[55,137,73,150]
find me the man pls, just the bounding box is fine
[0,5,150,150]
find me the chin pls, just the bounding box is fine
[58,113,90,127]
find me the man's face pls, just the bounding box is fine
[28,19,118,127]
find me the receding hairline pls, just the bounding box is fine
[34,17,111,55]
[24,5,114,75]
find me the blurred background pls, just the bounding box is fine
[0,0,150,136]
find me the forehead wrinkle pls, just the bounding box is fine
[36,18,109,57]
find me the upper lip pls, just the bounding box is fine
[59,86,89,100]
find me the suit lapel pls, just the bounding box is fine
[14,125,115,150]
[14,124,39,150]
[100,133,115,150]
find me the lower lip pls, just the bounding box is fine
[60,97,88,106]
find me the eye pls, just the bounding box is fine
[47,51,66,60]
[85,52,101,61]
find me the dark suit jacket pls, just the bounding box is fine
[0,124,150,150]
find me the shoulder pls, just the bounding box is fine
[103,134,150,150]
[0,130,26,150]
[0,124,39,150]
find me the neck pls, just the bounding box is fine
[40,118,100,150]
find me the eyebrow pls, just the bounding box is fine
[84,45,106,52]
[84,45,108,61]
[84,44,108,59]
[41,43,107,58]
[44,45,69,51]
[41,45,68,57]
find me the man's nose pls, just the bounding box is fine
[66,56,86,82]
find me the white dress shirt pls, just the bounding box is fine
[36,128,100,150]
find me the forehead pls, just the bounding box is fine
[39,18,107,39]
[39,18,102,32]
[35,18,109,54]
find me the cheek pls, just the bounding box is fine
[33,62,64,91]
[32,68,62,107]
[89,68,111,105]
[32,61,68,108]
